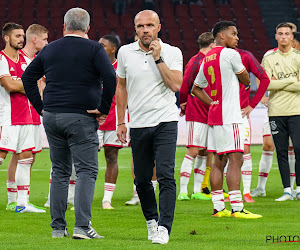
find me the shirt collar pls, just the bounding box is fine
[133,38,164,53]
[277,47,293,56]
[64,34,83,38]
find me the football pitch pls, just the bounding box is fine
[0,145,299,249]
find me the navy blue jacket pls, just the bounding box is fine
[22,35,116,116]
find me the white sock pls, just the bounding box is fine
[7,180,17,204]
[288,150,295,189]
[179,155,194,194]
[133,183,138,196]
[193,155,207,193]
[151,180,157,192]
[241,154,252,195]
[103,182,116,203]
[211,190,225,211]
[257,151,273,191]
[224,161,228,178]
[68,165,76,204]
[284,187,292,195]
[229,190,244,212]
[16,158,33,207]
[27,186,30,203]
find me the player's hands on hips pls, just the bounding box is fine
[149,39,161,61]
[261,95,269,107]
[117,124,127,144]
[180,102,187,117]
[241,105,253,118]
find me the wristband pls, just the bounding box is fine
[117,123,125,126]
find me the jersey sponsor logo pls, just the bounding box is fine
[277,71,298,80]
[11,76,21,81]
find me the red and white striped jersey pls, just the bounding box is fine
[19,49,41,125]
[0,51,32,125]
[194,46,246,126]
[99,59,118,131]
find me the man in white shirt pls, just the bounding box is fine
[116,10,183,245]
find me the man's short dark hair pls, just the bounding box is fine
[2,22,23,39]
[293,32,300,43]
[102,35,120,49]
[276,22,293,31]
[212,21,236,38]
[197,32,214,49]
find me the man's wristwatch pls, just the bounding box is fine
[155,57,164,64]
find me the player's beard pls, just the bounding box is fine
[140,36,155,48]
[9,40,23,50]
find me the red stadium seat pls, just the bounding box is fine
[175,4,189,18]
[167,27,182,42]
[218,5,233,20]
[190,5,203,18]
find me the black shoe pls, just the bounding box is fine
[202,187,211,194]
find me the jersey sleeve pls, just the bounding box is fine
[261,56,272,79]
[230,50,246,75]
[179,60,192,104]
[194,62,208,88]
[0,58,11,78]
[169,47,183,72]
[246,52,270,108]
[116,46,126,79]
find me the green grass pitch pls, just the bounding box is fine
[0,145,299,249]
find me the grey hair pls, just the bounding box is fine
[64,8,90,32]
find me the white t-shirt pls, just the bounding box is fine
[117,40,183,128]
[194,47,245,126]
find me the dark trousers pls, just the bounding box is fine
[269,115,300,188]
[43,111,99,230]
[130,122,178,234]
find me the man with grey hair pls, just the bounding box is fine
[22,8,116,239]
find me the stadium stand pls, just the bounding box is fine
[0,0,297,63]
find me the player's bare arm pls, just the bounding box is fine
[236,70,250,86]
[191,84,212,106]
[150,39,182,92]
[116,76,128,144]
[0,76,25,94]
[38,77,46,99]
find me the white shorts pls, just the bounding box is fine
[241,116,251,146]
[186,121,208,149]
[0,125,35,153]
[32,125,42,154]
[263,113,271,137]
[97,130,123,149]
[207,123,245,155]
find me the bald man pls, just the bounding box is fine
[116,10,183,244]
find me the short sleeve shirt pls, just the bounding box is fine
[117,40,183,128]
